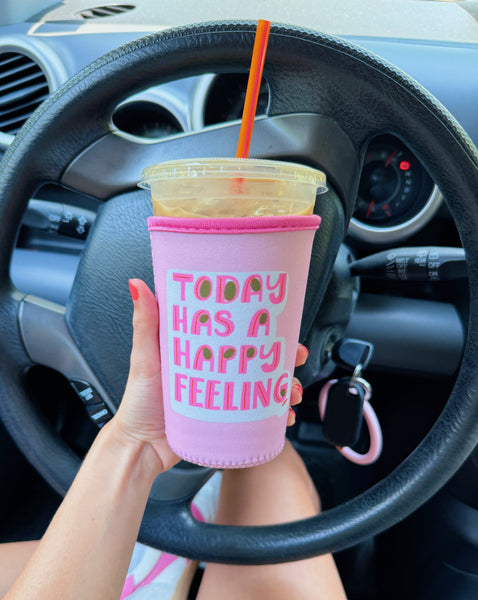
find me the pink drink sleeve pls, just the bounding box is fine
[148,214,320,468]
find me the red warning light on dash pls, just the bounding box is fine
[399,160,411,171]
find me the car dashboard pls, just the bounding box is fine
[3,12,474,379]
[1,8,476,282]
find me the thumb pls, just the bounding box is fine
[127,278,161,381]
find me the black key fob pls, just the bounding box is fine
[322,378,365,447]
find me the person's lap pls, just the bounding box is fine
[196,440,346,600]
[0,441,346,600]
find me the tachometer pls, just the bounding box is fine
[354,139,433,227]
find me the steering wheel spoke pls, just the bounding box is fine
[18,294,116,414]
[61,113,359,203]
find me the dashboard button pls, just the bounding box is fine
[70,379,101,404]
[70,379,113,427]
[86,403,113,427]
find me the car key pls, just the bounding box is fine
[332,338,374,373]
[321,377,365,448]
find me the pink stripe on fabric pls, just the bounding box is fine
[120,501,206,598]
[139,552,178,588]
[120,575,135,599]
[148,214,321,234]
[191,501,206,523]
[121,552,181,599]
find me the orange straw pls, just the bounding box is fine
[236,19,271,159]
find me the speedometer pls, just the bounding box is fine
[354,138,433,227]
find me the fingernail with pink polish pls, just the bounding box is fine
[128,280,139,302]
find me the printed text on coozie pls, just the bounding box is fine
[167,269,291,423]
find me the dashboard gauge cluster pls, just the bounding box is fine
[349,135,441,244]
[355,140,431,226]
[106,78,440,246]
[77,73,442,246]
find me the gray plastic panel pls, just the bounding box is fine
[346,293,464,376]
[18,295,115,412]
[61,113,358,204]
[11,249,80,305]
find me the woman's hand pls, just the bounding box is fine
[289,345,308,426]
[114,279,179,475]
[114,279,307,475]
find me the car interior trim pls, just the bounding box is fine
[18,294,116,414]
[346,293,464,377]
[0,34,68,149]
[348,185,443,243]
[62,112,359,213]
[190,73,214,130]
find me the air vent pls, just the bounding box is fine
[77,4,136,19]
[0,52,49,135]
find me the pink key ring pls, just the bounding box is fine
[318,378,383,465]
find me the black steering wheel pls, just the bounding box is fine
[1,22,478,565]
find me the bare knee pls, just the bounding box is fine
[215,439,320,527]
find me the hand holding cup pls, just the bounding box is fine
[114,279,308,475]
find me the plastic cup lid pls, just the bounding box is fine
[139,158,327,192]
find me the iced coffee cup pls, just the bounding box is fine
[139,158,326,468]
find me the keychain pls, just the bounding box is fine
[318,339,383,465]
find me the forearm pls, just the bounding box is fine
[4,420,161,600]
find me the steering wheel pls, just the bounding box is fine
[1,22,478,565]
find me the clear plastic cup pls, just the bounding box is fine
[139,158,327,217]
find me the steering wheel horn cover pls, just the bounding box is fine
[0,22,478,563]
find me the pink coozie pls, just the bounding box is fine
[148,214,320,468]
